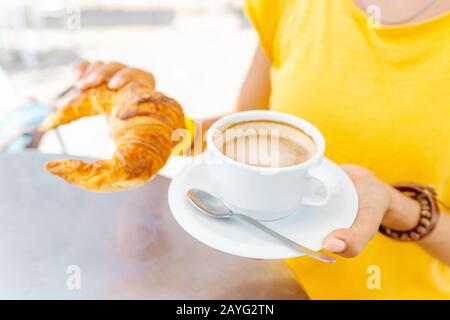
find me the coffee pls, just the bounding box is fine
[214,120,316,168]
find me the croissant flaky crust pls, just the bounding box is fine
[41,82,185,192]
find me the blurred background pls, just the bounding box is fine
[0,0,256,173]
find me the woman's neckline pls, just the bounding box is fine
[346,0,450,31]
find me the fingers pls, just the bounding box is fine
[108,68,155,90]
[76,60,124,89]
[321,164,390,258]
[74,60,90,80]
[322,205,382,258]
[74,61,154,91]
[76,60,104,89]
[82,62,125,89]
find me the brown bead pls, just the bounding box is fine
[417,226,427,234]
[421,210,432,218]
[401,233,410,241]
[382,183,440,242]
[420,218,431,227]
[410,231,421,240]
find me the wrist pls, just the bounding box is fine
[382,186,421,231]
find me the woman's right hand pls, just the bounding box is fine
[74,60,155,91]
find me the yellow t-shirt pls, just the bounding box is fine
[244,0,450,299]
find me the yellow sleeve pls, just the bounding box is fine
[243,0,289,63]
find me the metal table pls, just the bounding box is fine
[0,152,307,299]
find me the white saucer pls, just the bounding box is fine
[168,157,358,260]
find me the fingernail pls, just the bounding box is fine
[86,74,99,84]
[76,81,86,89]
[322,237,346,253]
[108,78,120,88]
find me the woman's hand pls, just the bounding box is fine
[322,165,421,257]
[74,60,155,90]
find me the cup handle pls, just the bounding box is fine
[302,162,340,206]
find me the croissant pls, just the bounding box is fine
[41,82,185,192]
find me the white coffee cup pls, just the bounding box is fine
[205,110,340,221]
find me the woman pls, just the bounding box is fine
[73,0,450,299]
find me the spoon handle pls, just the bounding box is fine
[234,214,336,263]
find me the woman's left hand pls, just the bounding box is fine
[321,164,419,257]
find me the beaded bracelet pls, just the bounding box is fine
[379,183,441,242]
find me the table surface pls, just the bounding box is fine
[0,152,307,299]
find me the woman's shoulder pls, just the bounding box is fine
[244,0,293,18]
[244,0,296,62]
